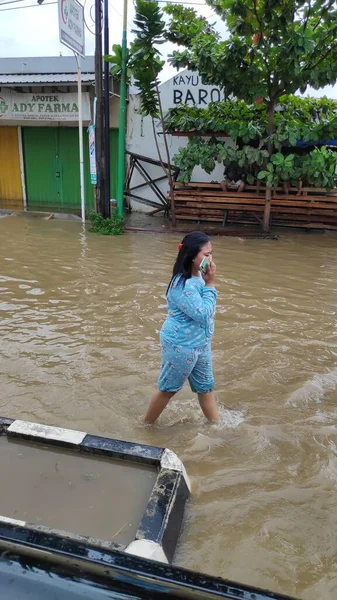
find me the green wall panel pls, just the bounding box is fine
[23,127,118,213]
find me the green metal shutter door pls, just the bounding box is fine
[23,128,59,211]
[59,128,119,211]
[23,127,118,213]
[58,128,94,212]
[58,128,79,210]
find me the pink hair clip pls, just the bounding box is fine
[178,243,183,250]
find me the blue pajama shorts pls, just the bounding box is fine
[158,340,214,394]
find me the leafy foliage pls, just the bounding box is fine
[104,44,131,82]
[106,0,166,117]
[129,0,166,117]
[298,147,337,189]
[108,0,337,228]
[173,136,270,183]
[164,0,337,103]
[166,99,266,138]
[88,210,125,235]
[257,147,337,189]
[168,95,337,189]
[106,0,176,219]
[163,0,337,216]
[166,96,337,146]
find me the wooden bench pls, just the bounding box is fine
[170,182,337,230]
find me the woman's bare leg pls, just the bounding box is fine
[144,390,176,424]
[198,392,219,422]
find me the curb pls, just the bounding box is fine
[0,417,190,564]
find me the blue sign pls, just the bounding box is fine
[88,124,97,185]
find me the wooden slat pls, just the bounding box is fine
[176,211,225,217]
[175,194,337,206]
[273,194,337,203]
[171,182,337,230]
[173,182,265,190]
[173,181,337,194]
[175,198,337,211]
[175,202,228,210]
[173,191,337,203]
[176,204,337,217]
[173,188,337,202]
[173,191,265,199]
[174,198,256,204]
[175,215,230,222]
[176,204,263,212]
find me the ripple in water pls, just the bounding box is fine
[213,406,245,429]
[286,368,337,406]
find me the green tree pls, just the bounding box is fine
[164,0,337,230]
[106,0,176,223]
[165,95,337,191]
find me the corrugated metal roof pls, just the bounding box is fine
[0,73,94,85]
[0,56,95,75]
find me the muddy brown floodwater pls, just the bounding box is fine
[0,436,156,545]
[1,214,337,599]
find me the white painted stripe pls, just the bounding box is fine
[0,516,26,527]
[180,464,191,493]
[161,448,182,472]
[7,420,86,445]
[125,540,168,564]
[161,448,191,492]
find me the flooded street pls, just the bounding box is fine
[1,214,337,599]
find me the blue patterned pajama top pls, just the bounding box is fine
[158,275,218,394]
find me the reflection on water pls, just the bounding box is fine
[1,214,337,599]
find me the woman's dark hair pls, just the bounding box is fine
[167,231,210,294]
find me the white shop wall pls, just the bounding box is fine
[127,70,228,213]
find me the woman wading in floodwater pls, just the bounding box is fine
[144,231,219,424]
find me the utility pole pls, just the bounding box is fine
[94,0,106,216]
[116,0,128,218]
[103,0,111,218]
[76,55,85,223]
